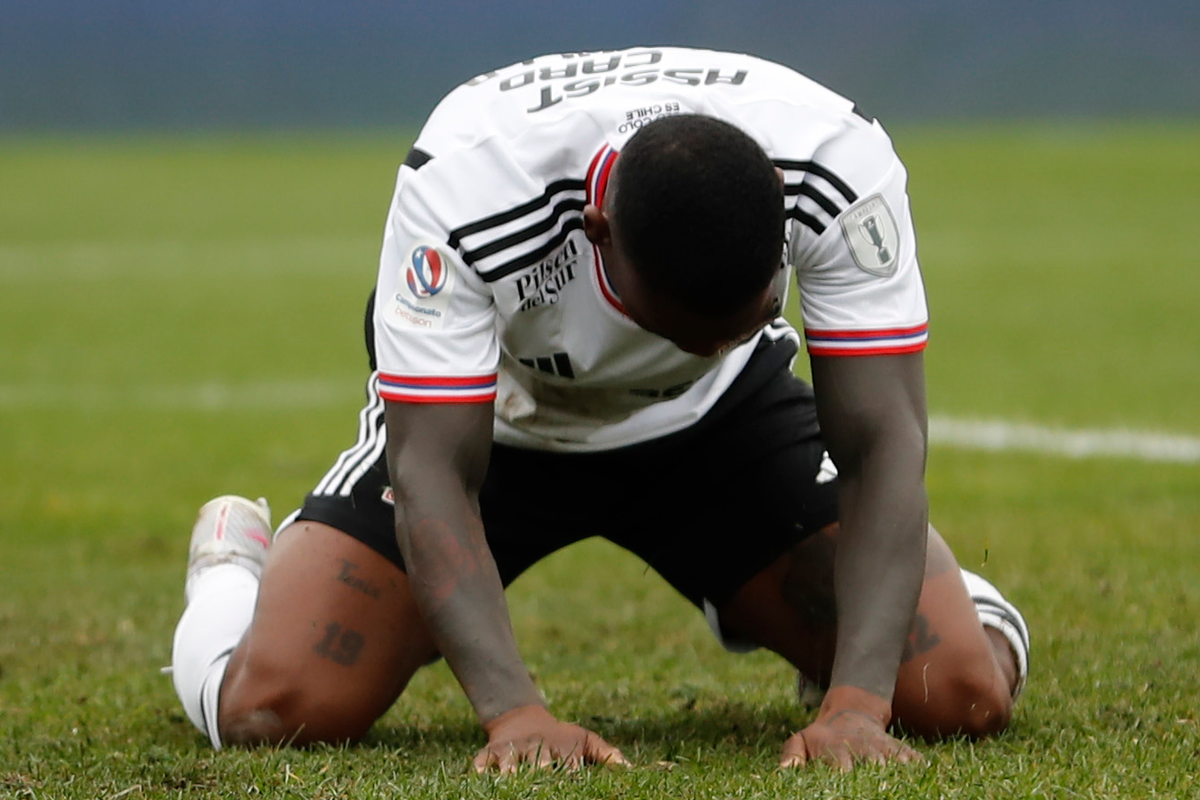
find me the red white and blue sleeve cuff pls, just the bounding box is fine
[377,372,498,404]
[804,322,928,357]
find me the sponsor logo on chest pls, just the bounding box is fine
[515,238,581,312]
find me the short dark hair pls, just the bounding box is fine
[610,114,784,315]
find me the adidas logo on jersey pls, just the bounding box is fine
[518,352,576,379]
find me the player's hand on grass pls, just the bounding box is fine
[474,704,630,773]
[780,686,921,771]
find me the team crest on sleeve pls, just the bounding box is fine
[839,194,900,277]
[390,242,456,330]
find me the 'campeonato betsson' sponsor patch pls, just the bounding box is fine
[390,242,456,330]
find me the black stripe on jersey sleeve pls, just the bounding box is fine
[462,197,587,263]
[786,182,844,219]
[476,218,584,282]
[403,147,433,170]
[772,160,858,205]
[448,178,587,250]
[774,160,859,238]
[788,206,829,236]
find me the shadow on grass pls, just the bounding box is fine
[362,701,809,765]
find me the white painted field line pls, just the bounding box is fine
[929,415,1200,464]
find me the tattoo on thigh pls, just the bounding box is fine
[313,622,366,666]
[901,613,941,663]
[336,559,382,599]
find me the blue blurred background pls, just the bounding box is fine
[1,0,1197,130]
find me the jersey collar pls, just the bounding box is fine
[585,144,626,314]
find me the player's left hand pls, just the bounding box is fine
[780,686,921,770]
[473,704,630,773]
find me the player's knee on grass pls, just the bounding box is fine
[893,632,1014,740]
[217,652,379,747]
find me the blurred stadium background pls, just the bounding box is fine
[2,4,1199,797]
[2,0,1198,130]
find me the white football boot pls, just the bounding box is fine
[184,495,273,601]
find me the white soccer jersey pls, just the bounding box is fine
[373,47,928,451]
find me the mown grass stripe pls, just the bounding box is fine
[2,379,1196,463]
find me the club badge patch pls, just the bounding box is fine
[839,194,900,277]
[391,242,456,330]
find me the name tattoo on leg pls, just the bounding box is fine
[336,559,382,599]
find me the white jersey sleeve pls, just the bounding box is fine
[786,121,929,356]
[373,154,502,403]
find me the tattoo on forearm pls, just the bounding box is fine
[410,517,484,607]
[336,559,382,599]
[313,621,366,666]
[901,613,941,663]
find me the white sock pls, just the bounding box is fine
[960,568,1031,701]
[171,563,259,749]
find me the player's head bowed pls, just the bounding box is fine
[609,114,784,316]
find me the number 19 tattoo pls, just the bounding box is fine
[313,621,366,666]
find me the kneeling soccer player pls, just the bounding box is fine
[170,46,1030,771]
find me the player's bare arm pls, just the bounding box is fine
[781,352,929,769]
[383,400,627,771]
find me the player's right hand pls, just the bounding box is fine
[473,704,630,773]
[780,685,921,771]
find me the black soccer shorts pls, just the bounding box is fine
[293,330,839,614]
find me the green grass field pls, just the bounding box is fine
[2,124,1198,799]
